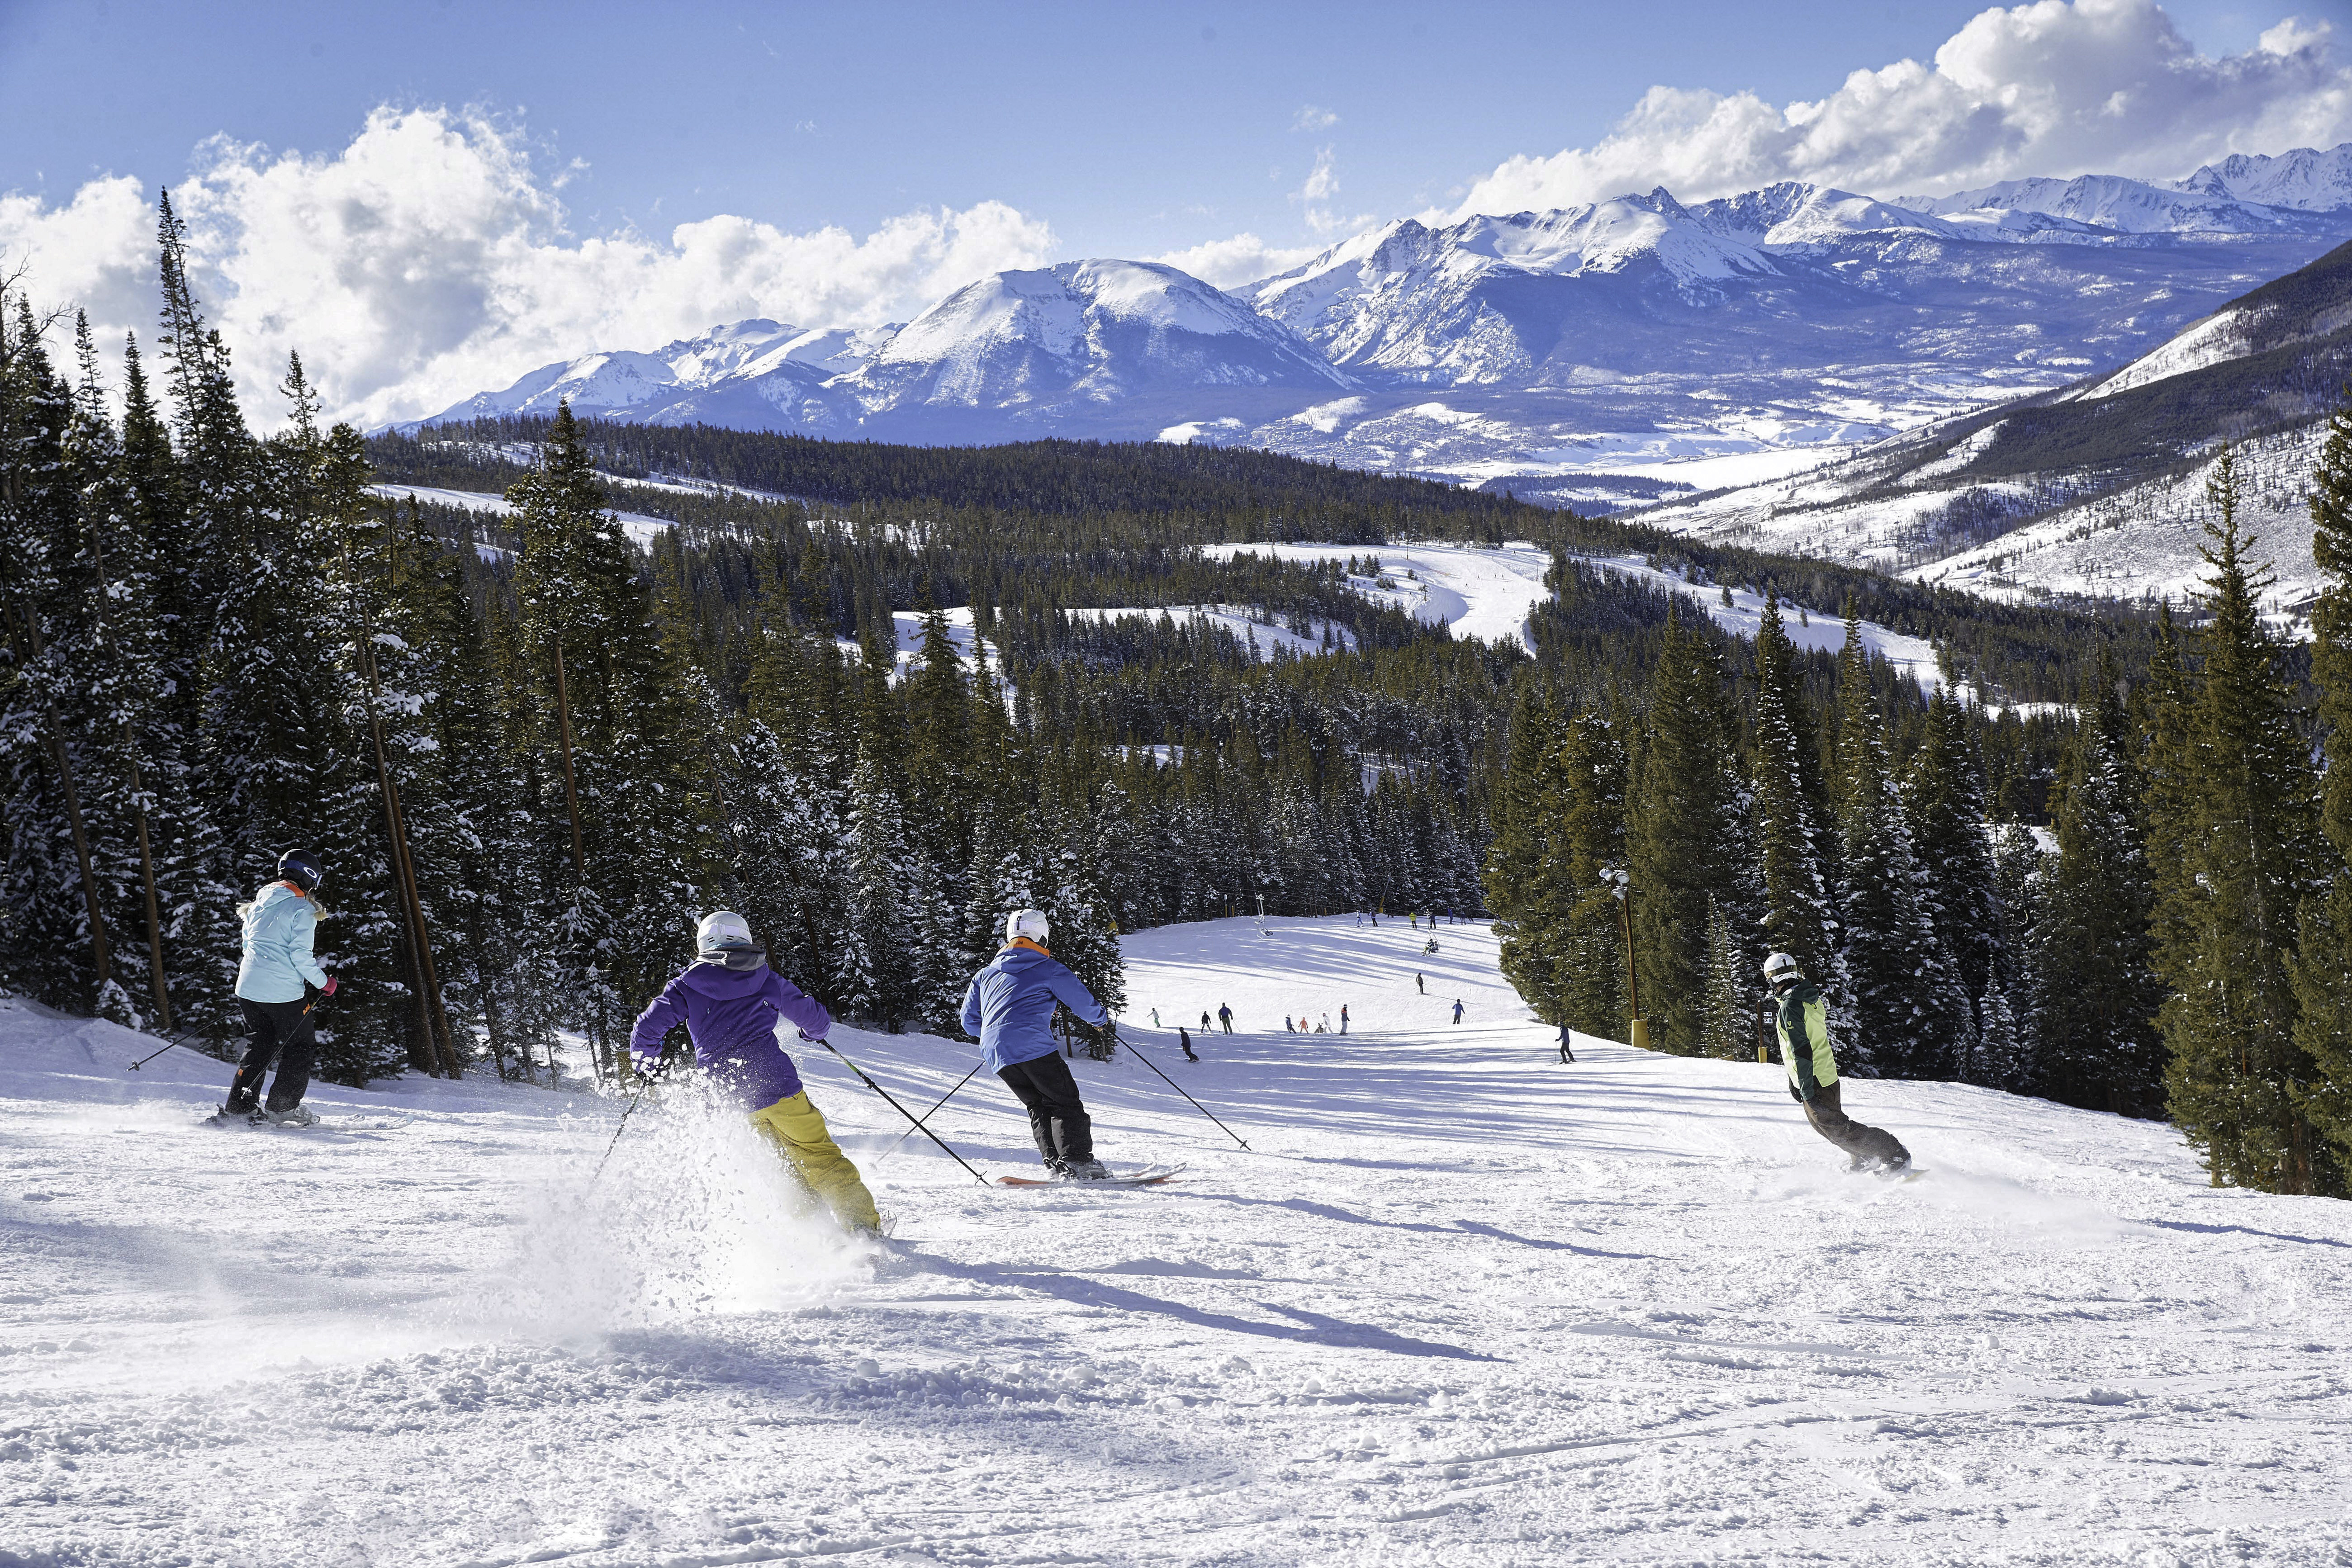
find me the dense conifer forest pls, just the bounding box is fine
[6,206,2352,1198]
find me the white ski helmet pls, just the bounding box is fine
[1006,908,1051,945]
[1763,951,1801,984]
[696,910,761,966]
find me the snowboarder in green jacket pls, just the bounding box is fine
[1764,952,1911,1173]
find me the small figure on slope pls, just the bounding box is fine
[1178,1025,1199,1062]
[220,851,335,1127]
[961,909,1114,1181]
[628,912,883,1236]
[1764,951,1912,1174]
[1452,998,1465,1025]
[1218,1003,1233,1034]
[1557,1023,1576,1065]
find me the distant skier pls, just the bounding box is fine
[1763,952,1911,1174]
[1340,1004,1350,1036]
[1557,1023,1576,1064]
[1150,1007,1161,1028]
[1201,1009,1212,1030]
[218,850,335,1127]
[1178,1025,1199,1062]
[1284,1014,1294,1032]
[1452,999,1465,1025]
[1415,971,1425,995]
[1218,1004,1233,1034]
[961,909,1113,1181]
[629,912,882,1235]
[1318,1011,1331,1033]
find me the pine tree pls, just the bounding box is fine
[0,292,116,1015]
[1697,894,1747,1058]
[1629,611,1751,1053]
[1833,605,1957,1078]
[2031,671,2162,1113]
[1750,592,1839,997]
[1555,709,1630,1039]
[1906,690,2001,1078]
[1988,820,2044,1091]
[834,625,917,1024]
[2292,400,2352,1173]
[2153,449,2333,1194]
[507,402,716,1068]
[1488,686,1571,1020]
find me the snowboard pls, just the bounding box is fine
[997,1163,1184,1189]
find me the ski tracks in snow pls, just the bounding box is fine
[4,924,2352,1565]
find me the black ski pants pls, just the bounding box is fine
[998,1052,1094,1170]
[228,996,318,1113]
[1802,1082,1910,1170]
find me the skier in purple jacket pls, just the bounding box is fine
[629,911,882,1234]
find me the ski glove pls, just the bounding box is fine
[1788,1082,1805,1103]
[321,976,338,997]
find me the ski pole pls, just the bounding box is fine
[128,1025,227,1072]
[1121,1032,1252,1151]
[587,1066,659,1188]
[874,1061,983,1167]
[814,1037,992,1188]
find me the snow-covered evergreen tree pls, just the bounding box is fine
[2153,451,2333,1194]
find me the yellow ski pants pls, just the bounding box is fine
[748,1090,882,1233]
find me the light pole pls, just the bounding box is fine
[1601,867,1648,1051]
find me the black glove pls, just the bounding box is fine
[1788,1083,1804,1103]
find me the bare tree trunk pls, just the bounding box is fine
[121,730,171,1028]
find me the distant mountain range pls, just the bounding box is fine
[411,142,2352,519]
[1623,233,2352,618]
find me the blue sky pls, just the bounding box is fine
[0,0,2284,258]
[0,0,2341,426]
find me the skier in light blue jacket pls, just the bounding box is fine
[219,851,336,1125]
[960,908,1112,1180]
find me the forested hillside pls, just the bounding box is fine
[8,208,2352,1199]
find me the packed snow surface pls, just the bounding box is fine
[7,917,2350,1564]
[1205,541,1558,649]
[366,483,676,550]
[1067,605,1359,659]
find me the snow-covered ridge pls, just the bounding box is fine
[407,145,2352,509]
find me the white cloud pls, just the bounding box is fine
[0,106,1057,428]
[1291,105,1341,131]
[1447,0,2352,217]
[1150,232,1324,289]
[1294,146,1374,237]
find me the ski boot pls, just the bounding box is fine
[256,1103,318,1128]
[1060,1160,1112,1182]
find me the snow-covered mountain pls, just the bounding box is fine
[829,259,1350,438]
[1624,237,2352,616]
[414,142,2352,489]
[423,318,896,433]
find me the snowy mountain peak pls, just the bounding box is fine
[2173,142,2352,214]
[841,259,1350,416]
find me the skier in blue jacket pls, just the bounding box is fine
[629,911,882,1234]
[219,851,336,1126]
[960,908,1112,1180]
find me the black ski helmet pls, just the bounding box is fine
[277,850,325,893]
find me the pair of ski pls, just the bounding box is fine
[996,1162,1184,1189]
[199,1107,405,1132]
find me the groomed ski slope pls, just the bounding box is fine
[5,917,2350,1566]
